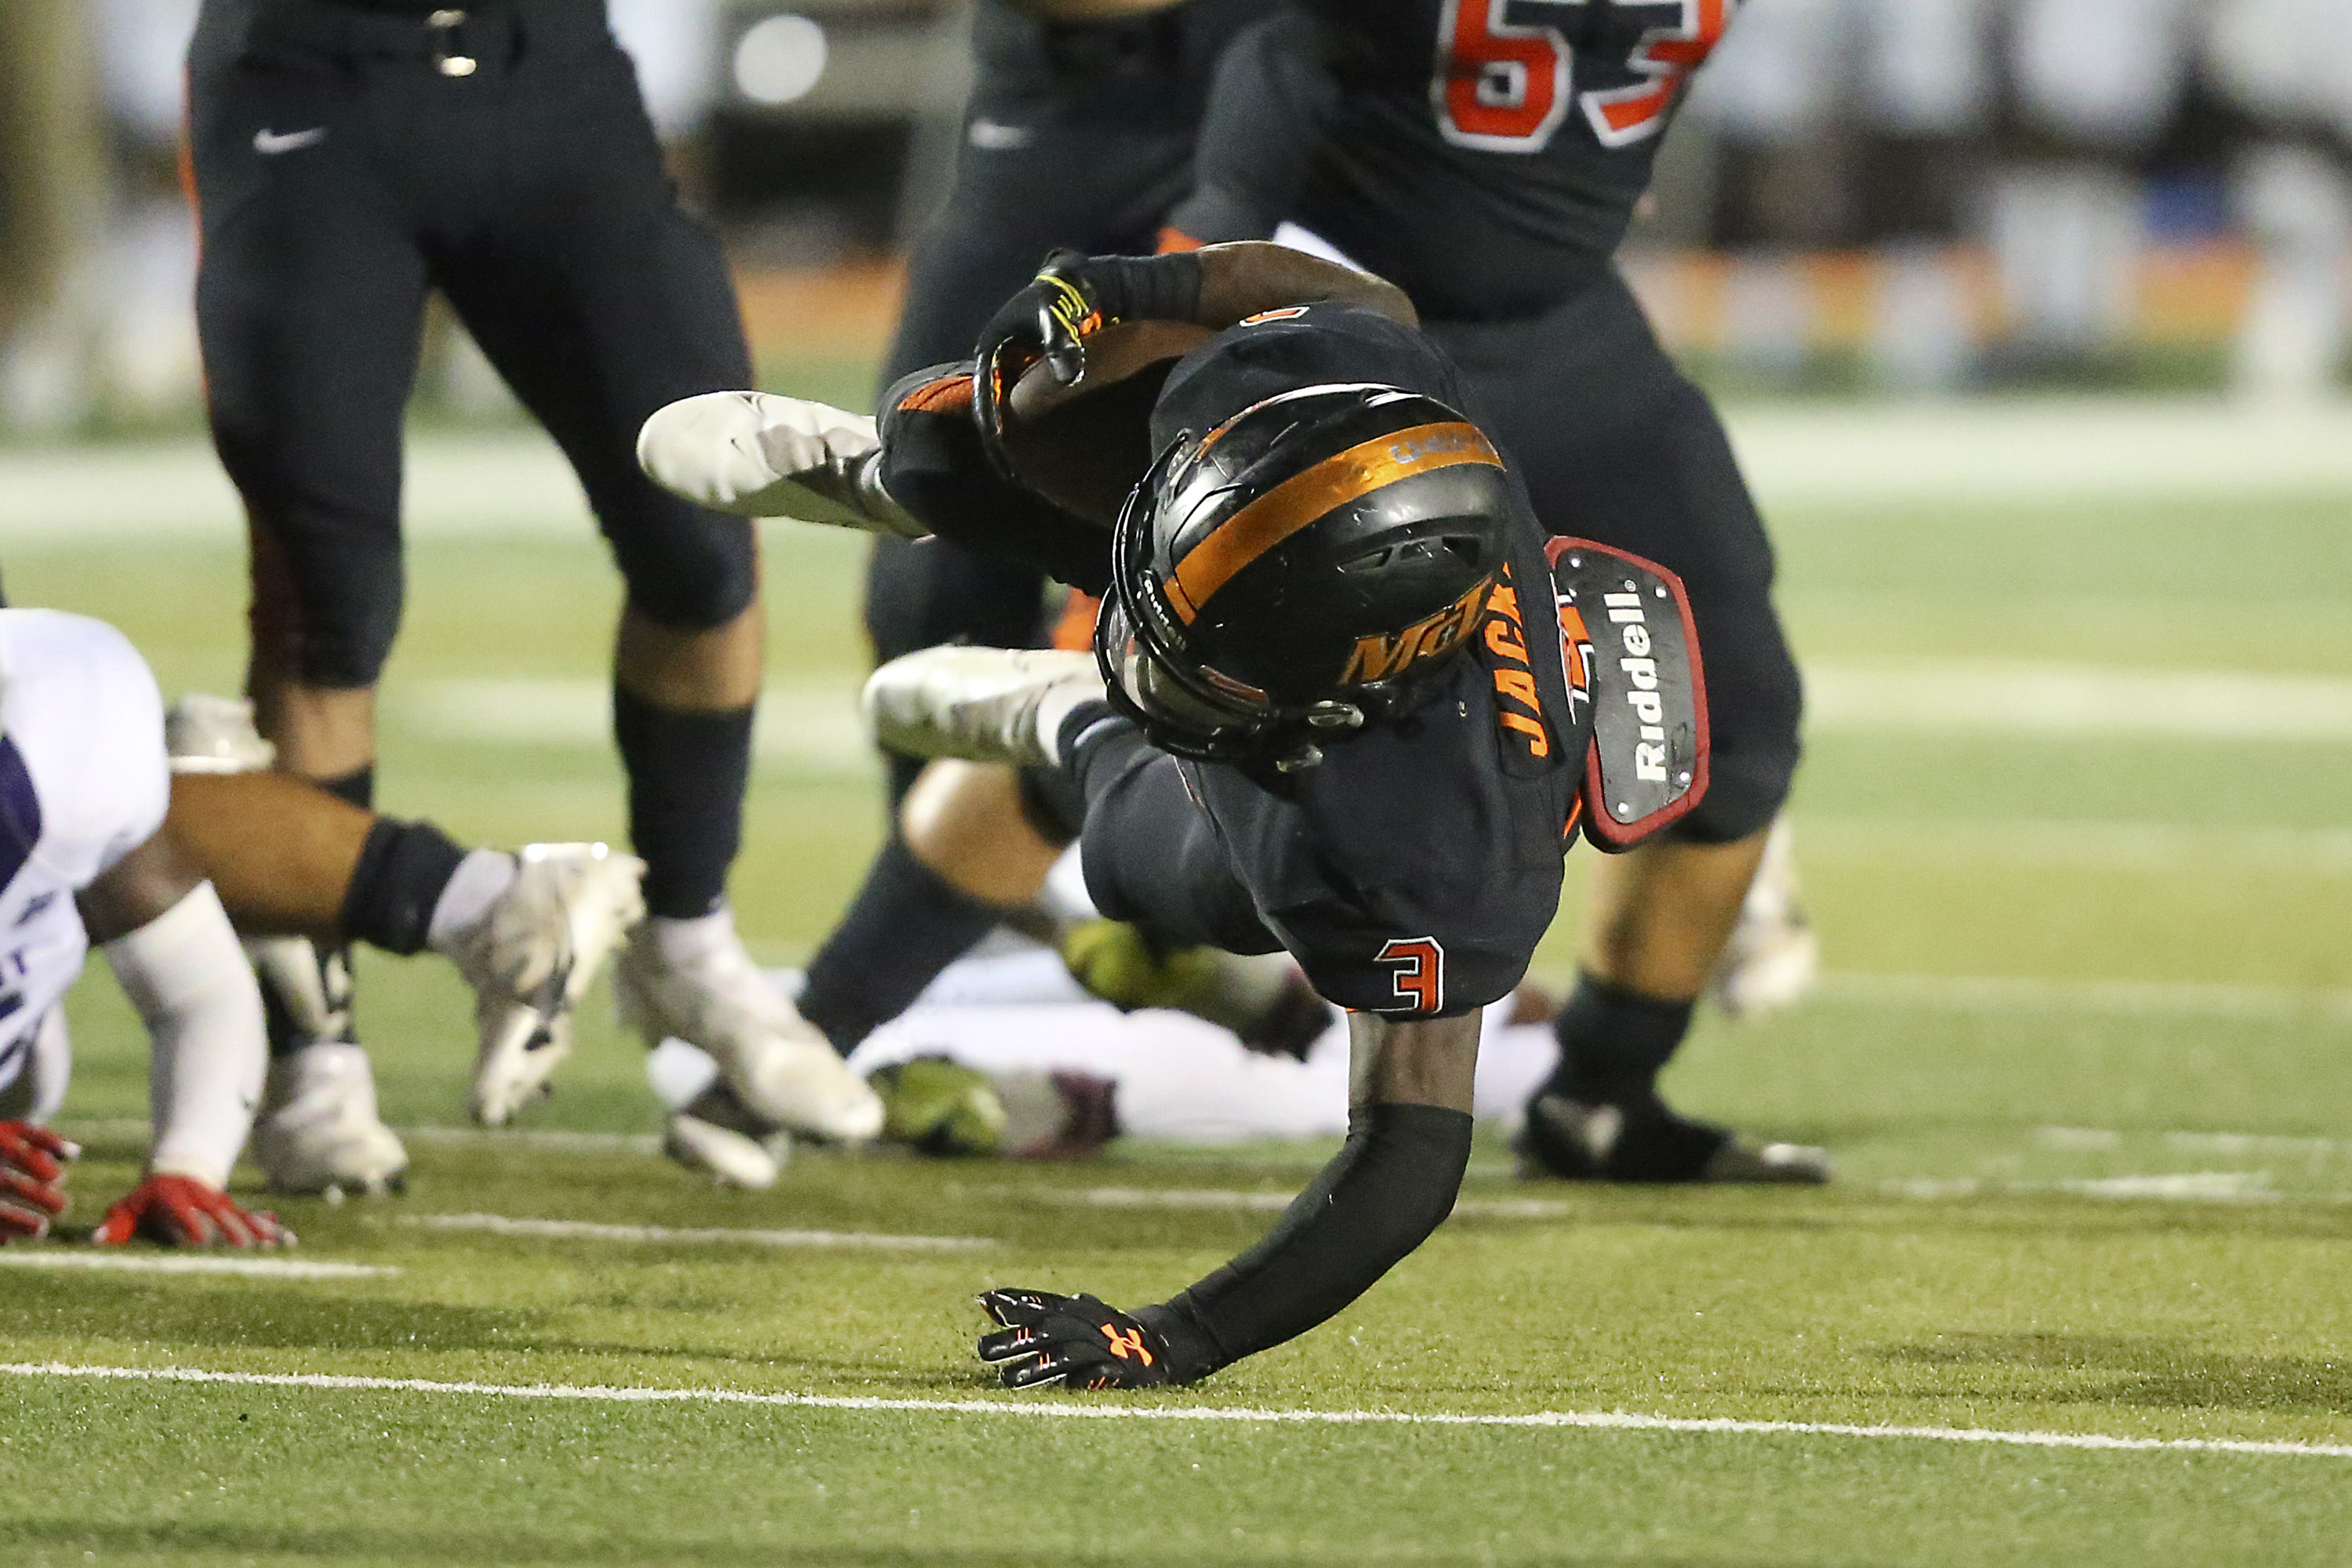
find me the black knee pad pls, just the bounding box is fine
[1675,632,1802,844]
[863,535,1048,665]
[249,514,405,690]
[607,498,759,631]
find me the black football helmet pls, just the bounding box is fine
[1097,382,1522,767]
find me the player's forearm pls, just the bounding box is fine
[1192,241,1417,328]
[1137,1011,1479,1378]
[102,881,269,1189]
[167,771,373,940]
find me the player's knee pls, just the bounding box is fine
[900,760,1059,906]
[1675,630,1803,844]
[245,510,403,688]
[612,511,760,631]
[1673,745,1798,844]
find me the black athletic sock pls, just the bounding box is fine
[318,766,374,811]
[797,836,1003,1057]
[340,818,469,956]
[1543,971,1696,1107]
[612,684,751,920]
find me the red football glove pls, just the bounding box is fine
[93,1174,293,1249]
[0,1121,77,1241]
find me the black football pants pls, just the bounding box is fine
[188,0,757,690]
[1033,716,1278,960]
[862,109,1197,800]
[1430,273,1804,843]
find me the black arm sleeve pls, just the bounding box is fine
[1135,1101,1473,1380]
[875,364,1115,594]
[1165,10,1333,245]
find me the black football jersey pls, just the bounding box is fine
[1175,1,1740,319]
[970,0,1268,125]
[879,305,1588,1012]
[1154,306,1582,1014]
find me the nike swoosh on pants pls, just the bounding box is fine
[253,128,328,155]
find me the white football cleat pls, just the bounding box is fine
[861,646,1105,768]
[453,843,647,1127]
[252,1040,408,1196]
[647,1037,787,1189]
[635,390,925,537]
[1709,816,1820,1018]
[163,692,275,774]
[614,911,884,1144]
[663,1110,785,1189]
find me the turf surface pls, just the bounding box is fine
[2,414,2350,1564]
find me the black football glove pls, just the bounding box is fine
[971,250,1203,470]
[976,1288,1178,1391]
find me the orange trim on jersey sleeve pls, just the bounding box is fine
[1167,422,1502,623]
[897,374,973,415]
[1156,226,1205,254]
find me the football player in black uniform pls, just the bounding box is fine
[788,0,1265,1083]
[643,240,1824,1387]
[1157,0,1815,1182]
[185,0,882,1185]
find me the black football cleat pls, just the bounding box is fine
[1516,1092,1831,1185]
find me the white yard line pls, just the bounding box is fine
[1815,971,2352,1022]
[0,1253,392,1279]
[1803,660,2352,742]
[3,1361,2345,1460]
[1798,817,2352,873]
[1878,1173,2289,1204]
[390,677,873,770]
[401,1213,989,1252]
[398,1126,663,1156]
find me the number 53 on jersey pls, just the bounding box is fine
[1434,0,1737,152]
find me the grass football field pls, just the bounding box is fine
[3,401,2351,1565]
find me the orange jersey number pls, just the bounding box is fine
[1432,0,1737,153]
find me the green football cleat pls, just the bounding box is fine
[1060,919,1332,1060]
[869,1056,1010,1157]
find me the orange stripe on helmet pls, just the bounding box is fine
[1166,422,1502,623]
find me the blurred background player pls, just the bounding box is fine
[1154,0,1815,1181]
[0,608,289,1248]
[660,0,1267,1167]
[182,0,880,1184]
[163,695,644,1191]
[788,0,1261,1051]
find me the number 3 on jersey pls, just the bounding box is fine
[1433,0,1735,152]
[1377,937,1446,1014]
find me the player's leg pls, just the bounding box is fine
[187,27,431,1190]
[862,646,1279,961]
[165,693,643,1138]
[1436,277,1823,1182]
[164,724,643,1129]
[429,37,877,1144]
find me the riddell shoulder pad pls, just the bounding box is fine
[1545,537,1709,851]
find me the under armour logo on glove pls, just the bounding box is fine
[976,1288,1176,1391]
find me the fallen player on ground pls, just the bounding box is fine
[642,241,1827,1390]
[0,608,285,1247]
